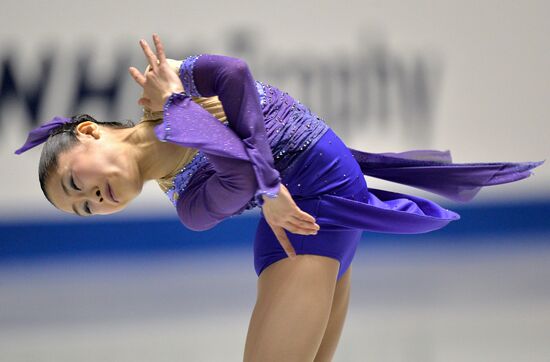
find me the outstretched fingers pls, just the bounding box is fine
[270,223,297,259]
[295,209,318,225]
[292,209,320,232]
[139,39,159,71]
[128,67,146,87]
[152,33,167,64]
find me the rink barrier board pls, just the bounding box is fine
[1,200,549,261]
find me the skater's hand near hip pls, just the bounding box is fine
[261,183,320,259]
[128,34,184,112]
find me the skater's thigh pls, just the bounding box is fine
[244,255,338,362]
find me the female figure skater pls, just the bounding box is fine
[15,34,543,361]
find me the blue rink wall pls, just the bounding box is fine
[1,199,550,261]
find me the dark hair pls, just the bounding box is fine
[39,114,135,205]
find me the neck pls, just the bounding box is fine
[116,121,187,182]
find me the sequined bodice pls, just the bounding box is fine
[162,80,329,212]
[257,81,329,178]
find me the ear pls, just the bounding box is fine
[75,121,101,140]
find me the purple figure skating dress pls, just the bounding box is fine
[151,54,543,281]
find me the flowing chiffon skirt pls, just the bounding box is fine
[281,128,544,234]
[253,128,544,279]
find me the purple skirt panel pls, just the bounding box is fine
[253,127,544,280]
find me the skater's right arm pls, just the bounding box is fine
[128,34,319,247]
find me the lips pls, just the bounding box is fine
[107,183,118,203]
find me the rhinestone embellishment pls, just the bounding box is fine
[165,151,209,206]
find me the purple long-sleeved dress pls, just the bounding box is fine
[154,54,544,280]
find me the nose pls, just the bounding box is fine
[76,187,104,204]
[89,188,106,212]
[95,189,104,203]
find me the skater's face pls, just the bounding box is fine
[45,122,143,216]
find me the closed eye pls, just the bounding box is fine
[71,175,80,191]
[70,174,91,215]
[84,201,92,215]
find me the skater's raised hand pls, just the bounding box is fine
[128,34,184,112]
[261,183,320,259]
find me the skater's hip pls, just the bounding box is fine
[280,128,368,200]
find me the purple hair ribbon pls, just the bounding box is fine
[14,116,73,155]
